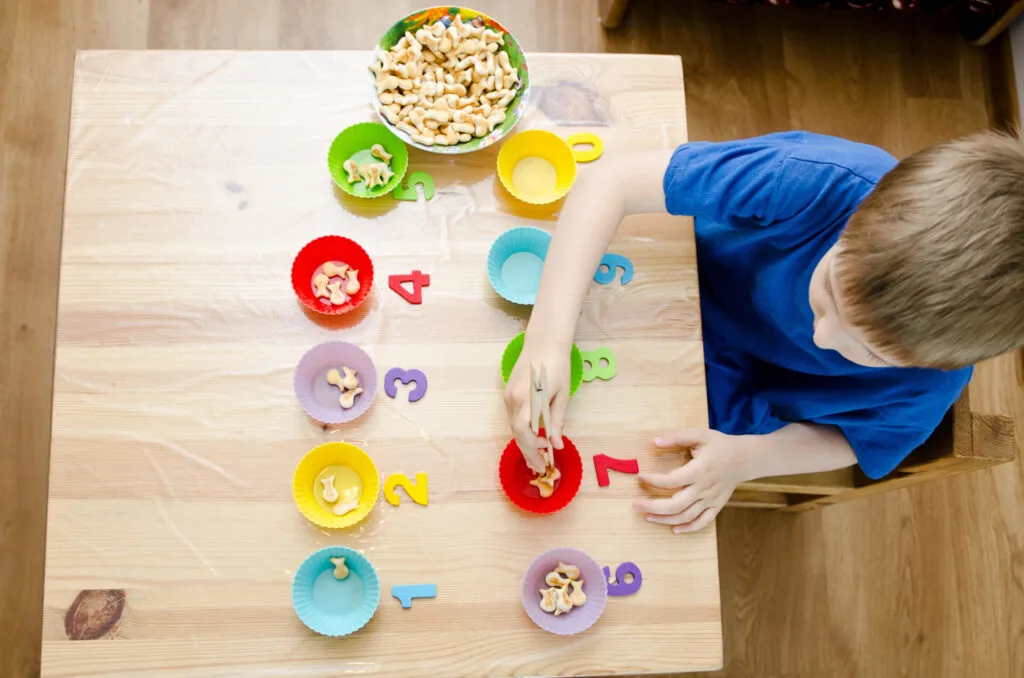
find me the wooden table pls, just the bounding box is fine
[42,50,720,677]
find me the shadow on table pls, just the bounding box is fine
[484,283,533,324]
[332,183,401,218]
[492,179,561,223]
[305,389,382,436]
[299,286,377,330]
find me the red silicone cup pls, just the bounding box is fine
[291,236,374,316]
[499,433,583,515]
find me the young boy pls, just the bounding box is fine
[503,131,1024,533]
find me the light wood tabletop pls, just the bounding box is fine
[42,49,720,677]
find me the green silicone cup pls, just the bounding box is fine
[500,332,583,398]
[327,122,409,198]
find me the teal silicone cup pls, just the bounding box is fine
[292,546,381,636]
[487,226,552,305]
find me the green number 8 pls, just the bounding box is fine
[581,348,616,382]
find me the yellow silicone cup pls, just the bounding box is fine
[566,132,604,163]
[497,129,578,205]
[293,442,380,529]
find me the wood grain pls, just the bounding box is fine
[738,469,855,496]
[4,1,1023,677]
[39,50,720,677]
[599,0,630,29]
[0,2,74,677]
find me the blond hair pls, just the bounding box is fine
[836,131,1024,369]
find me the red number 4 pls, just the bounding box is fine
[389,271,430,305]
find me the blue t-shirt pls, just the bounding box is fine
[663,131,972,479]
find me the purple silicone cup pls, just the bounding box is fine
[521,547,608,635]
[294,341,378,425]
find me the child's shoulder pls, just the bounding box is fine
[673,131,899,195]
[757,131,898,184]
[868,363,973,409]
[664,132,900,225]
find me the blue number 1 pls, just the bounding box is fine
[392,583,437,608]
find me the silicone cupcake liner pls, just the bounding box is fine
[370,7,530,154]
[486,226,552,305]
[294,342,378,425]
[499,434,582,515]
[496,129,577,205]
[291,236,375,316]
[292,546,381,636]
[327,122,409,197]
[293,441,381,529]
[501,332,583,398]
[521,547,608,635]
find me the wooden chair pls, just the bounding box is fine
[728,350,1024,511]
[600,0,1024,511]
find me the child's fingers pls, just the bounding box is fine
[512,409,547,473]
[547,389,568,450]
[653,428,709,450]
[634,485,698,516]
[645,499,706,526]
[672,506,719,534]
[523,447,546,473]
[520,444,547,474]
[503,371,545,471]
[502,375,528,423]
[518,438,546,474]
[638,464,697,490]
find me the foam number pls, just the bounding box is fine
[581,348,616,382]
[384,472,428,506]
[592,453,639,487]
[393,171,435,201]
[566,132,604,163]
[593,252,633,285]
[603,562,642,596]
[388,271,431,305]
[384,367,428,402]
[392,583,437,608]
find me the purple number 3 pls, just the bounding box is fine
[603,562,642,596]
[384,368,427,402]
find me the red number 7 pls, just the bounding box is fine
[593,454,639,487]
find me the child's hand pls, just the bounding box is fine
[633,429,753,534]
[503,336,571,473]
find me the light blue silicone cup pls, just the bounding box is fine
[486,226,553,305]
[292,546,381,637]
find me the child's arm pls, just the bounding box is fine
[504,150,673,471]
[528,150,674,345]
[635,423,857,533]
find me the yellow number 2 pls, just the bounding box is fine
[384,472,429,506]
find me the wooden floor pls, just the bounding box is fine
[0,1,1020,676]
